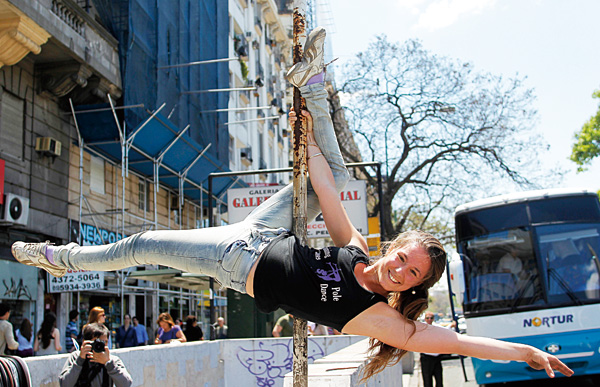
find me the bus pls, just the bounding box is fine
[448,188,600,384]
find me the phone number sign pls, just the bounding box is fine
[48,270,104,293]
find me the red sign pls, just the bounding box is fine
[0,159,5,205]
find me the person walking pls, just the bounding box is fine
[0,303,18,355]
[183,316,203,342]
[35,312,62,355]
[212,317,228,340]
[15,318,34,357]
[132,316,148,346]
[11,26,573,381]
[65,310,79,353]
[115,314,137,348]
[272,314,293,337]
[420,311,445,387]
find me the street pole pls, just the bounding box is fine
[292,1,309,386]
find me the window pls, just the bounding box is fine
[0,91,24,160]
[138,180,150,212]
[90,156,105,194]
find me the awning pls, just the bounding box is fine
[128,268,210,291]
[72,104,246,206]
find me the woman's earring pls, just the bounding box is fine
[411,288,416,295]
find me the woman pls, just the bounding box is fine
[35,312,62,355]
[155,313,186,344]
[15,318,34,357]
[84,306,112,349]
[12,27,572,380]
[183,315,204,342]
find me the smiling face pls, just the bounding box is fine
[375,242,432,293]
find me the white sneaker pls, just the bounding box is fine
[285,26,326,88]
[11,241,67,277]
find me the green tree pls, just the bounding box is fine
[334,37,546,240]
[571,89,600,171]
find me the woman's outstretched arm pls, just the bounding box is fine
[343,303,574,379]
[290,109,368,253]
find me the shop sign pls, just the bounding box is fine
[70,220,126,246]
[0,260,36,300]
[226,180,369,238]
[48,270,104,293]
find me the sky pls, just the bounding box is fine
[322,0,600,196]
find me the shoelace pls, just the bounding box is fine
[23,241,51,256]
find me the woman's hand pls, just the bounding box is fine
[289,109,317,147]
[524,346,574,378]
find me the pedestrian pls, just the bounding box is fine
[35,312,62,355]
[11,26,573,381]
[85,307,112,349]
[132,316,148,346]
[212,317,228,339]
[15,318,34,357]
[420,311,445,387]
[115,314,137,348]
[0,303,18,355]
[308,321,329,336]
[183,315,203,341]
[65,310,79,353]
[272,314,293,337]
[155,313,186,344]
[59,323,132,387]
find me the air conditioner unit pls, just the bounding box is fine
[2,193,30,226]
[35,137,62,157]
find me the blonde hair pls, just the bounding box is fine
[362,230,447,380]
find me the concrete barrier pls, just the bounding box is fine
[283,339,404,387]
[25,335,365,386]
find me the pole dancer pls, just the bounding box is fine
[12,27,573,381]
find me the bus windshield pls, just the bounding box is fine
[461,224,600,314]
[537,223,600,304]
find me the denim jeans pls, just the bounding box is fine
[54,83,350,294]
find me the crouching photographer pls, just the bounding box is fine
[59,323,132,387]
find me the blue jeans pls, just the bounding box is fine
[54,84,350,293]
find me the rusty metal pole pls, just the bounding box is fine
[292,1,309,386]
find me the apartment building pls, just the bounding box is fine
[0,0,297,343]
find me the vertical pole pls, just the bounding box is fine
[292,1,309,386]
[208,175,216,338]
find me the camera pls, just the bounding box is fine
[91,339,105,353]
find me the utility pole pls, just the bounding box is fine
[291,1,309,386]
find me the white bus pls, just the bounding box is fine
[448,188,600,384]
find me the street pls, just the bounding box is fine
[402,356,597,387]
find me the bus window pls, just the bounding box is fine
[462,228,542,310]
[537,224,600,304]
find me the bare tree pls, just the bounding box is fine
[334,37,546,240]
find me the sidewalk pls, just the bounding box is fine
[402,356,478,387]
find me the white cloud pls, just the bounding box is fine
[396,0,497,31]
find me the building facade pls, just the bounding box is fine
[0,0,296,346]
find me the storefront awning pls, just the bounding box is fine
[128,268,210,292]
[72,104,246,206]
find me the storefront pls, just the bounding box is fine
[0,260,39,335]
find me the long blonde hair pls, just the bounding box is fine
[362,230,447,380]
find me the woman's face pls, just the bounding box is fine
[159,321,171,331]
[375,243,431,293]
[98,312,106,324]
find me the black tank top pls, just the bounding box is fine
[253,233,388,331]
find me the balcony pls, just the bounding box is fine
[2,0,121,102]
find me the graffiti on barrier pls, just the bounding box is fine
[236,339,325,386]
